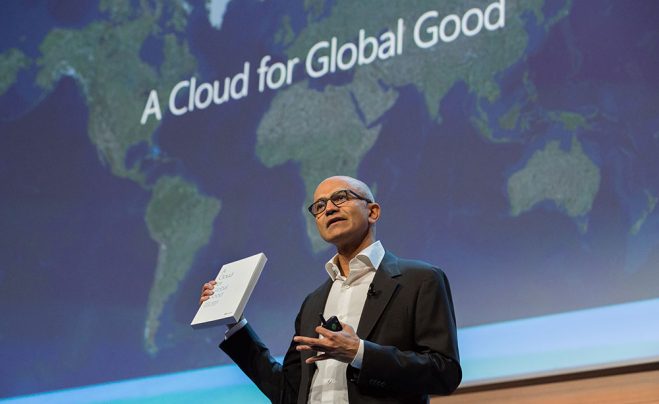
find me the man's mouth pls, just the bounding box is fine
[326,217,345,228]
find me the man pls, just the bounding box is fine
[200,176,461,403]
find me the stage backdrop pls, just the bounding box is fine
[1,0,658,401]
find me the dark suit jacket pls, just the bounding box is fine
[220,251,462,403]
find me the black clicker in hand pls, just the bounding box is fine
[319,313,343,332]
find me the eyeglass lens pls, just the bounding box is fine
[311,190,350,214]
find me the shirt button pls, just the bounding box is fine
[342,284,350,289]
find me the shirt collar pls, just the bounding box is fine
[324,240,385,281]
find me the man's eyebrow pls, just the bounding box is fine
[314,190,341,200]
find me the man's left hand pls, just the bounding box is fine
[294,322,360,364]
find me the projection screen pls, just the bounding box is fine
[1,0,658,401]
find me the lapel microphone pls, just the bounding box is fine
[367,283,376,297]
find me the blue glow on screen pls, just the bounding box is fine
[6,298,659,402]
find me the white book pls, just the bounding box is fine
[191,252,267,329]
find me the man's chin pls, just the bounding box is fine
[319,229,347,246]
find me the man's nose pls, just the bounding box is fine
[325,200,340,215]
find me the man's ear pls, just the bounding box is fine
[368,203,381,224]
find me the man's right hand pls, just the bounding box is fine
[199,280,216,305]
[199,280,242,331]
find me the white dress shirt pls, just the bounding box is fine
[308,240,385,404]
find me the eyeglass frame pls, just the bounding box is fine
[307,189,373,216]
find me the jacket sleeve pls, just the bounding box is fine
[348,269,462,395]
[220,307,304,403]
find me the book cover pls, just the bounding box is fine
[191,252,267,329]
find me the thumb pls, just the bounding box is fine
[339,321,355,333]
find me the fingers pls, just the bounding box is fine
[315,326,334,338]
[199,280,216,305]
[305,353,331,364]
[200,281,217,295]
[314,325,355,339]
[293,339,331,363]
[294,336,331,352]
[293,336,322,348]
[294,322,359,364]
[339,321,354,333]
[296,327,345,348]
[200,280,216,293]
[295,342,327,352]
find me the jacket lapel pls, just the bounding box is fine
[298,277,333,390]
[301,279,333,338]
[356,251,401,339]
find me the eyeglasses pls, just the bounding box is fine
[308,189,372,216]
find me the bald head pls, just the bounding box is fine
[314,176,375,203]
